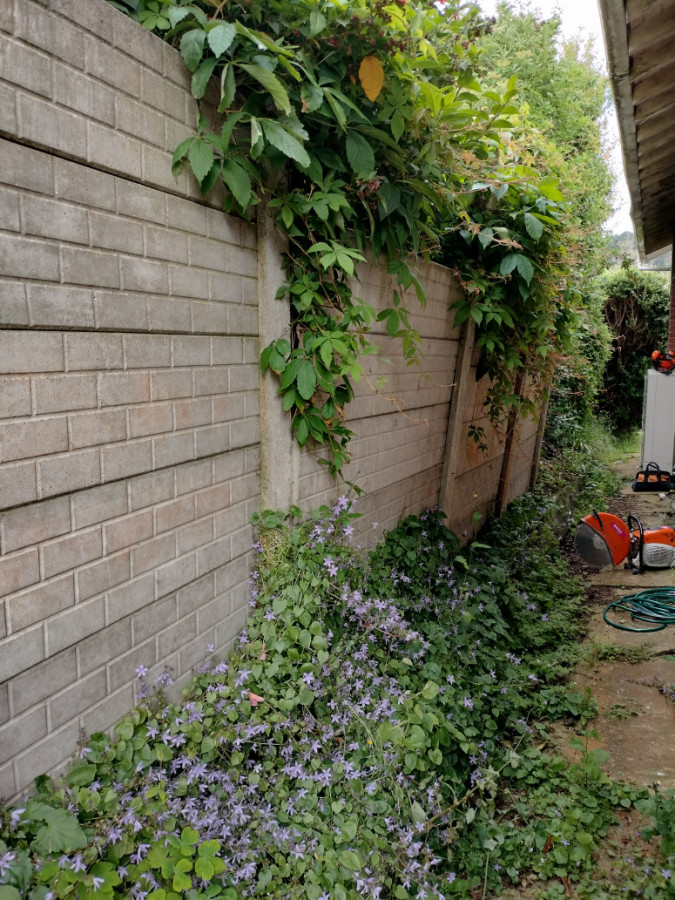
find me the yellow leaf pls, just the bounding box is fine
[358,56,384,102]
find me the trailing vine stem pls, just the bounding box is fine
[109,0,576,477]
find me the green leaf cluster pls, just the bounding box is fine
[107,0,585,476]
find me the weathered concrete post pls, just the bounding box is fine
[439,317,475,524]
[257,202,299,510]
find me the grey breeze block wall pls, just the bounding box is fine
[0,0,260,801]
[299,260,463,540]
[0,0,542,800]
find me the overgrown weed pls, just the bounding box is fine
[2,487,672,899]
[584,641,654,665]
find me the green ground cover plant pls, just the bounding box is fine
[5,478,674,900]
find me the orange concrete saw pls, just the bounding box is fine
[575,511,675,574]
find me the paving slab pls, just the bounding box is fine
[571,659,675,789]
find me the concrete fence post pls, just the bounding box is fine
[257,202,298,511]
[439,317,475,521]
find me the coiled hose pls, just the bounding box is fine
[604,587,675,632]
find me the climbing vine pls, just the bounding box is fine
[109,0,573,476]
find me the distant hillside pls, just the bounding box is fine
[606,231,672,270]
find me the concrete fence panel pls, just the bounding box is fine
[0,0,546,800]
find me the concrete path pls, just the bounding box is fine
[569,458,675,788]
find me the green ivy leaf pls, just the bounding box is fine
[319,341,333,369]
[191,57,219,99]
[538,176,565,201]
[386,310,400,337]
[188,140,215,185]
[238,64,291,115]
[378,182,400,218]
[220,64,236,109]
[296,360,317,400]
[207,22,236,57]
[168,7,190,27]
[261,120,310,167]
[346,131,375,175]
[222,159,252,208]
[499,253,519,277]
[171,137,193,177]
[391,109,405,142]
[294,416,309,445]
[301,83,324,113]
[180,29,206,72]
[515,254,534,284]
[523,212,544,240]
[282,388,297,411]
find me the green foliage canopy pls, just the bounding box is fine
[471,3,617,448]
[596,264,669,434]
[109,0,579,474]
[477,2,613,277]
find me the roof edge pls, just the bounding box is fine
[597,0,647,257]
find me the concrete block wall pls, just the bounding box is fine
[298,260,460,541]
[445,362,506,536]
[0,0,546,800]
[504,399,542,506]
[0,0,259,800]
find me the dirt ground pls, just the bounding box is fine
[500,458,675,899]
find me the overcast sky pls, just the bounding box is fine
[475,0,633,233]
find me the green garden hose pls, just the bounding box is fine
[603,587,675,632]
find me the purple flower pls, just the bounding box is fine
[135,664,148,679]
[0,851,16,878]
[130,844,150,864]
[9,807,25,828]
[234,668,251,687]
[92,876,105,891]
[462,696,474,710]
[70,855,87,874]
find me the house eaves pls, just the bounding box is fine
[599,0,675,260]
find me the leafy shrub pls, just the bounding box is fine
[596,264,669,435]
[0,498,646,899]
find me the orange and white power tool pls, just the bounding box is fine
[575,511,675,574]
